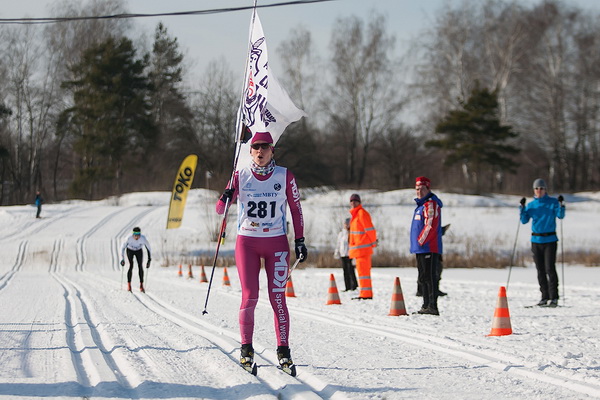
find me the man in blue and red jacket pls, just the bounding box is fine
[410,176,443,315]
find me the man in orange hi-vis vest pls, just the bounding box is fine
[348,193,377,300]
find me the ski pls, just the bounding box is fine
[524,304,560,308]
[279,362,296,377]
[241,362,257,375]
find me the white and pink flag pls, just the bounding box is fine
[236,10,306,170]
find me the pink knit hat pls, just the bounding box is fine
[251,131,273,144]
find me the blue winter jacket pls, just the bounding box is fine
[520,194,565,244]
[410,192,443,254]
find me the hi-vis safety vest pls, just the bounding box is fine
[237,166,288,238]
[349,204,377,258]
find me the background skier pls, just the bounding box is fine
[520,178,565,307]
[34,191,43,218]
[120,227,152,293]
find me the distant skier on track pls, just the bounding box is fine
[120,227,152,293]
[34,191,44,219]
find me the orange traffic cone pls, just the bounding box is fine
[388,277,408,316]
[177,264,182,277]
[487,286,512,336]
[222,267,231,286]
[326,274,342,305]
[187,264,194,279]
[285,277,296,298]
[199,265,208,283]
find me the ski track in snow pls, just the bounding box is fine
[1,191,600,399]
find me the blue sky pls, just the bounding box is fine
[2,0,600,82]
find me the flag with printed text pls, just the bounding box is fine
[236,11,306,170]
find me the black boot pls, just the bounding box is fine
[240,344,257,375]
[417,305,439,315]
[277,345,296,376]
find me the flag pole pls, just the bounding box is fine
[202,2,258,315]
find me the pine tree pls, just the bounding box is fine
[427,83,519,191]
[148,23,194,150]
[61,36,156,198]
[145,23,196,187]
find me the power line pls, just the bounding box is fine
[0,0,337,25]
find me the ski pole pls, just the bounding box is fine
[285,254,304,283]
[560,210,565,306]
[145,264,150,291]
[506,203,523,290]
[202,200,230,315]
[120,261,125,290]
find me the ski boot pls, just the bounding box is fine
[240,344,257,375]
[277,345,296,376]
[416,305,439,315]
[127,282,132,292]
[546,299,558,308]
[140,283,145,293]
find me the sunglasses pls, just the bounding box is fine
[250,143,272,150]
[534,187,546,190]
[133,232,141,236]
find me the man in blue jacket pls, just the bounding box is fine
[520,178,565,308]
[410,176,443,315]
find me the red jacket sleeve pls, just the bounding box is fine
[417,199,440,246]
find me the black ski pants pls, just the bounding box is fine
[416,252,440,309]
[340,256,358,291]
[531,241,559,300]
[126,248,145,284]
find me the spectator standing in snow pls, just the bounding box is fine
[120,227,152,293]
[348,193,377,300]
[216,131,307,376]
[410,176,443,316]
[520,178,565,308]
[34,191,44,218]
[334,218,358,291]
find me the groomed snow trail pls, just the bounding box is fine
[1,193,599,399]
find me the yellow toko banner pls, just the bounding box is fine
[167,154,198,229]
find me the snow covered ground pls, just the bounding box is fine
[1,188,599,399]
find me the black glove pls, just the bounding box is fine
[294,237,308,262]
[441,224,451,236]
[120,259,125,267]
[146,259,151,269]
[220,188,234,203]
[558,195,564,204]
[520,197,526,206]
[240,124,253,143]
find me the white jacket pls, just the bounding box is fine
[121,234,151,259]
[333,229,349,259]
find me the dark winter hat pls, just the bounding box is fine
[133,227,141,234]
[350,193,361,203]
[251,131,273,145]
[533,178,546,189]
[415,176,431,189]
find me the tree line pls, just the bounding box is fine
[0,0,598,206]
